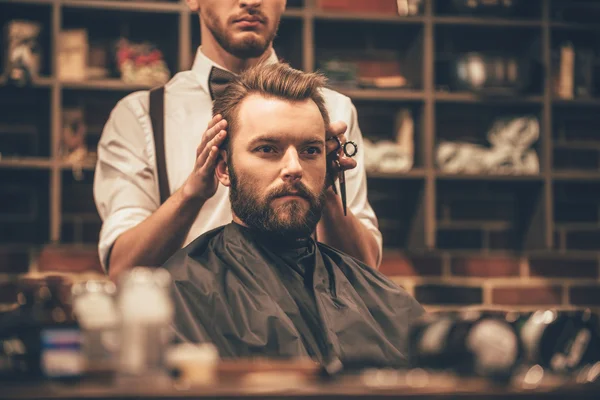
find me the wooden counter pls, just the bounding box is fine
[1,374,599,400]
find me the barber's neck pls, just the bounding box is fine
[200,30,273,74]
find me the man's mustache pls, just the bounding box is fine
[267,183,315,202]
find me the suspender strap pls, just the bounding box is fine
[149,86,170,205]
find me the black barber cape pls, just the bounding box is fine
[164,223,425,369]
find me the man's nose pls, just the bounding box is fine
[281,148,302,182]
[240,0,262,8]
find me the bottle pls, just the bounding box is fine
[71,279,119,380]
[409,310,523,380]
[0,278,43,381]
[116,267,174,384]
[38,275,84,381]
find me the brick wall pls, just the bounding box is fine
[380,251,600,313]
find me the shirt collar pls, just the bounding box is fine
[191,46,280,95]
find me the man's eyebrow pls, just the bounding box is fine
[302,138,326,147]
[247,135,326,147]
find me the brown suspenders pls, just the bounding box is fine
[149,86,170,205]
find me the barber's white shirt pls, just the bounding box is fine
[93,47,383,272]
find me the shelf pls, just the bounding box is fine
[553,141,600,150]
[435,91,543,104]
[433,16,542,28]
[436,173,544,182]
[0,0,54,5]
[312,10,425,24]
[0,158,52,169]
[60,79,153,91]
[0,76,54,88]
[552,171,600,181]
[60,160,97,171]
[367,169,426,179]
[437,220,512,231]
[283,8,305,19]
[553,98,600,107]
[551,21,600,31]
[61,0,182,13]
[333,87,425,101]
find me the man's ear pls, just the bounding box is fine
[186,0,200,11]
[215,149,231,187]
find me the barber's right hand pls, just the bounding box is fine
[181,114,228,201]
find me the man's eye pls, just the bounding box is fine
[256,145,275,153]
[304,147,322,155]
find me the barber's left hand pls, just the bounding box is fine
[326,121,357,188]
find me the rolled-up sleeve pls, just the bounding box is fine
[341,98,384,268]
[93,94,158,273]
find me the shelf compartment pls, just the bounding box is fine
[551,0,600,26]
[61,169,100,244]
[357,100,425,170]
[434,25,544,96]
[436,179,546,251]
[552,107,600,174]
[435,103,544,176]
[0,1,53,79]
[550,28,600,100]
[315,20,423,90]
[62,0,182,13]
[433,0,542,20]
[554,180,600,252]
[61,6,180,83]
[62,89,132,158]
[0,86,51,158]
[0,169,50,245]
[367,177,425,250]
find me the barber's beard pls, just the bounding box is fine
[203,8,280,59]
[229,163,326,238]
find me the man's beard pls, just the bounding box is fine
[203,8,280,59]
[229,163,326,239]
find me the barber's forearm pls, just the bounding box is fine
[108,188,205,281]
[316,189,380,269]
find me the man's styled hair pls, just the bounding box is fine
[212,62,331,152]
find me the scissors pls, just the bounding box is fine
[328,136,358,216]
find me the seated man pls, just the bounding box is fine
[164,63,425,369]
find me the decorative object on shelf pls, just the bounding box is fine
[319,59,358,87]
[553,41,596,99]
[451,0,520,16]
[364,108,414,173]
[2,20,42,87]
[436,115,540,175]
[317,0,423,15]
[449,52,532,96]
[114,38,170,86]
[58,29,88,82]
[62,107,95,180]
[319,57,410,89]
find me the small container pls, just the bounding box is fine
[71,279,119,379]
[116,267,173,381]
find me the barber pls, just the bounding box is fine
[93,0,383,280]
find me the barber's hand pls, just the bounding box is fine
[325,121,357,187]
[182,114,228,201]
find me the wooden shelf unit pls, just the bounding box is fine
[0,0,599,255]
